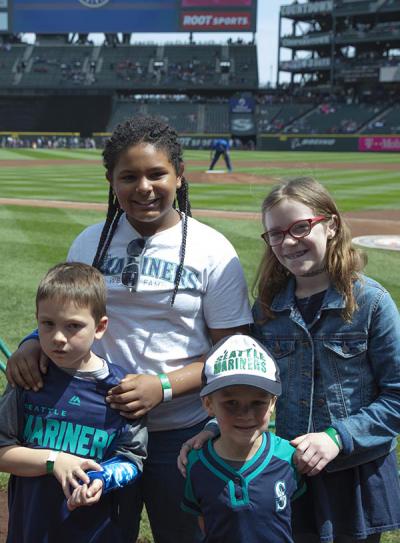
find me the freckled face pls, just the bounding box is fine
[264,199,336,278]
[108,143,182,237]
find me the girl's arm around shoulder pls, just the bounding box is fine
[107,325,249,419]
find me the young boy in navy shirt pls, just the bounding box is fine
[0,262,147,543]
[181,334,304,543]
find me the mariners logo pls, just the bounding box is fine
[79,0,110,8]
[274,480,287,511]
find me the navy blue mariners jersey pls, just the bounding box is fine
[7,361,144,543]
[182,432,305,543]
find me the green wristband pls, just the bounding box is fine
[324,427,342,450]
[46,450,59,474]
[158,373,172,402]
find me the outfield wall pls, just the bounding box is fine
[259,134,400,152]
[2,131,400,152]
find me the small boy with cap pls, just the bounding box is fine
[181,335,304,543]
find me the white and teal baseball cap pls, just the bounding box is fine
[200,334,281,397]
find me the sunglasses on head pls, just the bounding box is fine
[121,238,146,292]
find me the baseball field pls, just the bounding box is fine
[0,147,399,542]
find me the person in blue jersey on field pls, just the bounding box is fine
[208,138,233,172]
[181,334,304,543]
[0,262,147,543]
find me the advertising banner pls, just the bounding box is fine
[358,137,400,152]
[230,114,256,135]
[229,97,255,113]
[259,135,359,152]
[12,0,256,33]
[181,11,251,30]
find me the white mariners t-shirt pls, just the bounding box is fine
[68,214,252,431]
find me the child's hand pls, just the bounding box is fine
[291,432,340,476]
[177,431,215,477]
[106,373,163,418]
[67,479,104,511]
[53,452,102,499]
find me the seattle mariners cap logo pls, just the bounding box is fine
[79,0,110,8]
[200,334,281,397]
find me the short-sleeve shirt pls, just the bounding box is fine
[67,214,252,431]
[182,432,305,543]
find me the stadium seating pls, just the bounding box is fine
[0,44,25,87]
[286,103,379,134]
[362,104,400,134]
[258,104,314,133]
[9,43,257,91]
[18,45,93,88]
[108,101,199,133]
[96,45,157,87]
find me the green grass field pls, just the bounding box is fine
[0,148,399,542]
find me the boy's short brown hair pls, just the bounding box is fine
[36,262,106,324]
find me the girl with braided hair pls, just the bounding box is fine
[7,116,252,542]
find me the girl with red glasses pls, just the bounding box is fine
[180,177,400,543]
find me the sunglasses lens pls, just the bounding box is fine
[127,238,145,257]
[121,263,139,289]
[122,238,145,291]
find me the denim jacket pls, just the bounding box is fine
[252,275,400,472]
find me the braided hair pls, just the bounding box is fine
[92,116,192,306]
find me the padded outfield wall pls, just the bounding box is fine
[259,134,400,153]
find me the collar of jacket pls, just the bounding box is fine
[270,277,348,313]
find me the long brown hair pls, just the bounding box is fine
[255,177,366,321]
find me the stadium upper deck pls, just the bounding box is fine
[0,42,258,91]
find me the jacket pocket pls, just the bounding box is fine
[323,336,369,415]
[263,338,296,360]
[323,338,367,359]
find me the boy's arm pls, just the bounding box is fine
[0,384,102,498]
[85,417,148,494]
[0,384,51,475]
[0,445,101,484]
[109,417,148,471]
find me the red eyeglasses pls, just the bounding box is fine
[261,216,327,247]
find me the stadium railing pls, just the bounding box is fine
[0,338,10,374]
